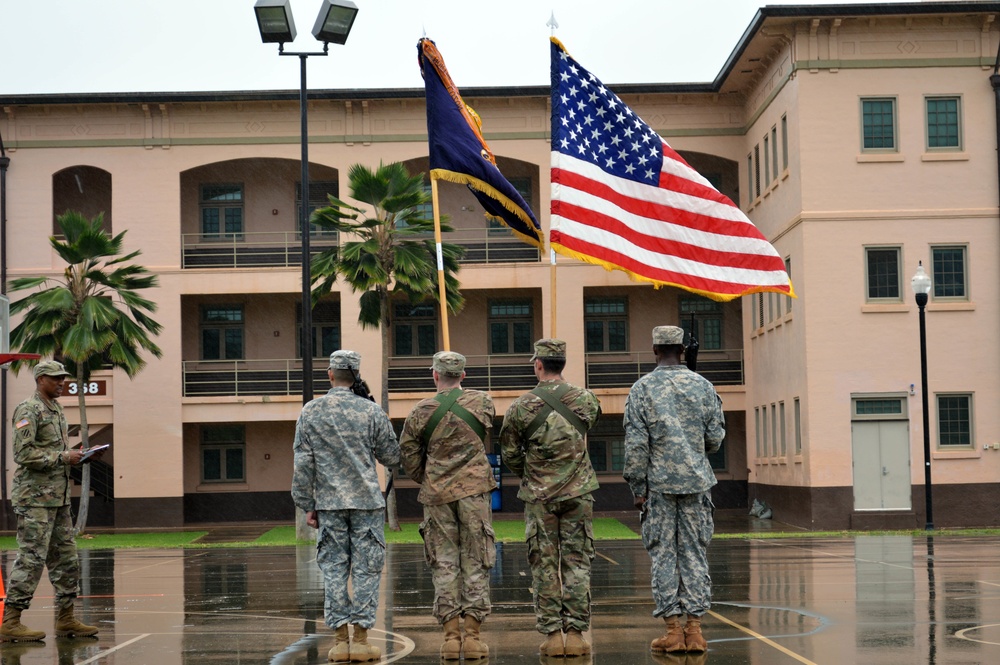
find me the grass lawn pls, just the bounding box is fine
[2,522,998,551]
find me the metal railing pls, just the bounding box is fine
[182,359,330,397]
[181,228,540,269]
[181,231,339,269]
[585,349,744,388]
[390,353,536,392]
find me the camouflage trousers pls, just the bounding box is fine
[316,509,386,629]
[641,491,714,618]
[420,492,496,624]
[524,494,595,634]
[6,505,80,610]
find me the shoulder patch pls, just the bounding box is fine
[15,418,30,430]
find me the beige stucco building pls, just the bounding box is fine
[1,2,998,530]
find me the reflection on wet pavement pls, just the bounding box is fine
[1,535,999,663]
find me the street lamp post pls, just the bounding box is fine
[911,260,933,530]
[254,0,358,404]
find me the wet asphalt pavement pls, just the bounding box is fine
[1,534,999,664]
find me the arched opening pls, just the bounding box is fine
[52,166,112,234]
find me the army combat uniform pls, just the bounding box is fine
[7,391,79,613]
[623,342,725,623]
[291,355,400,634]
[399,385,496,624]
[499,342,601,641]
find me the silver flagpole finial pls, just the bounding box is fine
[547,11,559,36]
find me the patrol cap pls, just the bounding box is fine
[33,360,72,380]
[530,338,566,362]
[652,325,685,346]
[430,351,466,377]
[328,350,361,371]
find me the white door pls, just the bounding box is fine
[852,419,911,510]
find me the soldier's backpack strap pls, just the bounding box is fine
[523,383,588,440]
[422,388,487,444]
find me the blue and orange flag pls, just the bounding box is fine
[418,38,543,248]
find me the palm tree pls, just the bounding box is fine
[311,162,465,529]
[8,211,162,534]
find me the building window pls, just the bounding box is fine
[489,299,533,354]
[746,153,754,204]
[489,177,532,234]
[861,98,896,151]
[771,126,779,181]
[394,302,437,356]
[926,96,961,150]
[865,246,901,301]
[201,424,246,483]
[200,184,243,240]
[587,419,625,473]
[794,397,802,454]
[931,245,967,300]
[763,135,771,186]
[937,394,972,448]
[753,144,761,198]
[761,405,769,456]
[298,301,341,358]
[201,305,244,360]
[584,297,627,352]
[296,181,339,237]
[754,407,761,458]
[779,401,786,456]
[771,402,778,456]
[780,114,789,170]
[784,256,792,313]
[680,297,722,349]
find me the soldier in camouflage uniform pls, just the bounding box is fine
[399,351,496,661]
[623,326,725,653]
[2,360,101,643]
[291,350,400,663]
[498,339,601,658]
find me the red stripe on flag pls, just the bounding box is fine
[552,200,786,272]
[553,168,762,240]
[551,230,789,296]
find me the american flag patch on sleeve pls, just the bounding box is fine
[15,418,30,429]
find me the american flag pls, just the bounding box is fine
[549,37,795,301]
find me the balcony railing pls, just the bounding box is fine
[585,349,744,388]
[183,349,743,398]
[181,231,338,269]
[181,228,540,269]
[389,354,536,393]
[449,229,541,264]
[182,359,330,397]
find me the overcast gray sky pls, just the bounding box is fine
[3,0,901,96]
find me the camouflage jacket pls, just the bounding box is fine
[11,391,72,508]
[291,386,400,511]
[499,379,600,504]
[623,364,726,497]
[399,387,496,506]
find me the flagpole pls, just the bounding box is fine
[431,176,451,351]
[549,248,557,337]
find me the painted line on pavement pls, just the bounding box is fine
[707,609,820,665]
[76,633,150,665]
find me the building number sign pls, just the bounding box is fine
[66,380,107,396]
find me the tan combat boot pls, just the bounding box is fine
[54,605,98,638]
[650,615,686,653]
[539,630,564,657]
[684,615,708,652]
[439,617,462,660]
[328,623,350,662]
[563,628,591,656]
[462,615,489,660]
[348,624,380,662]
[0,606,46,642]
